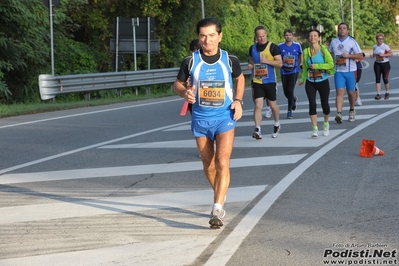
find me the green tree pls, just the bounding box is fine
[52,0,97,75]
[2,0,399,104]
[218,2,258,60]
[290,0,341,46]
[0,0,49,103]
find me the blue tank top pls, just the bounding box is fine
[306,49,328,82]
[251,43,277,84]
[278,41,302,74]
[190,49,234,121]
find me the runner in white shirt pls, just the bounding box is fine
[328,22,363,123]
[370,33,393,100]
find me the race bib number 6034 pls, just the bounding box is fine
[199,81,225,107]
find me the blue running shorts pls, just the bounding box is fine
[334,71,356,92]
[192,118,236,141]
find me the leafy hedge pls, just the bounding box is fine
[1,0,398,103]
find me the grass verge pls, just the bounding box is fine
[0,91,176,118]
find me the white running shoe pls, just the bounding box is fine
[311,127,318,138]
[210,208,226,219]
[355,98,362,106]
[264,106,272,118]
[348,110,356,122]
[209,208,225,228]
[323,122,330,136]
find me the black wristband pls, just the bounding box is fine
[234,99,243,105]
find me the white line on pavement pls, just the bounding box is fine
[166,115,377,131]
[0,186,267,266]
[0,155,306,185]
[0,98,182,129]
[204,106,399,265]
[0,185,267,225]
[99,130,345,149]
[0,121,190,175]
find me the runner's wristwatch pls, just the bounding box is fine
[234,99,243,106]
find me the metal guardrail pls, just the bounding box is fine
[38,63,251,100]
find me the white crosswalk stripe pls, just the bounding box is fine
[0,155,306,184]
[0,186,267,224]
[2,90,399,265]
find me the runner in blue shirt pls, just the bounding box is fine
[174,18,245,229]
[278,29,303,119]
[248,26,283,139]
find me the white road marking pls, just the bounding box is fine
[238,114,379,126]
[166,115,377,131]
[0,98,182,129]
[205,106,399,265]
[0,186,267,266]
[0,121,190,175]
[0,239,217,266]
[0,155,306,185]
[3,96,398,265]
[99,130,345,149]
[0,185,267,225]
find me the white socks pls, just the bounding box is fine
[213,203,223,211]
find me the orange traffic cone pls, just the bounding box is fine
[359,139,384,158]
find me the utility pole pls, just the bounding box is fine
[49,0,54,76]
[340,0,344,22]
[201,0,205,19]
[351,0,354,37]
[396,15,399,44]
[42,0,60,76]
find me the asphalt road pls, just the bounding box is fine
[0,56,398,266]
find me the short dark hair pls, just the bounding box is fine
[338,22,349,30]
[309,29,321,37]
[196,18,222,35]
[284,28,293,35]
[254,25,266,35]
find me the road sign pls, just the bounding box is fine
[113,17,155,39]
[316,24,324,33]
[109,39,160,54]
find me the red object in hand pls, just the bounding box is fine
[180,101,189,116]
[180,85,192,116]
